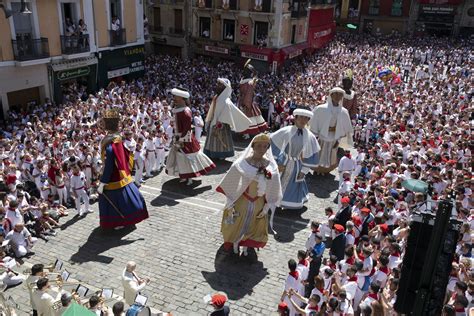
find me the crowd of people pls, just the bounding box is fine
[0,31,471,315]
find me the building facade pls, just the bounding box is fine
[146,0,190,58]
[0,0,145,118]
[357,0,412,34]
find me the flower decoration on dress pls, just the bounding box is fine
[257,167,272,180]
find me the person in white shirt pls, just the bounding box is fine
[193,111,204,142]
[134,140,145,186]
[32,278,61,316]
[4,200,23,234]
[338,150,355,187]
[153,129,166,171]
[0,256,24,288]
[122,261,150,305]
[70,164,91,216]
[143,134,156,178]
[5,223,37,258]
[25,264,45,316]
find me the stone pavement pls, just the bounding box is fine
[7,139,340,315]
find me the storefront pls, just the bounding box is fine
[50,57,98,105]
[239,45,278,73]
[416,0,462,36]
[97,45,146,88]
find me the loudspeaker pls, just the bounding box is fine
[394,215,434,314]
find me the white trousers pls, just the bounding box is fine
[135,159,144,184]
[74,189,89,214]
[155,149,165,169]
[57,187,67,205]
[145,152,156,176]
[195,128,203,141]
[84,168,92,187]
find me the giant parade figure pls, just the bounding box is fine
[238,60,268,139]
[310,87,354,175]
[165,87,216,185]
[97,108,149,230]
[204,78,251,159]
[342,69,358,119]
[270,107,320,210]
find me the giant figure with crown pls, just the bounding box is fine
[97,108,149,230]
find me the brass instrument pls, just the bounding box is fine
[22,262,56,275]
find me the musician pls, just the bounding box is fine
[97,108,149,230]
[25,264,44,316]
[88,294,110,316]
[32,278,61,316]
[238,61,268,139]
[55,292,73,315]
[121,261,150,305]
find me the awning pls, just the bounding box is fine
[281,42,310,60]
[51,56,97,72]
[240,45,275,62]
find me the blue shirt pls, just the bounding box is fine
[312,242,326,258]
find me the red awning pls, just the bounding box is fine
[240,45,276,62]
[281,42,310,60]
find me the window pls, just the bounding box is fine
[291,25,296,44]
[223,19,235,41]
[254,21,268,47]
[391,0,402,16]
[368,0,380,15]
[11,2,34,39]
[199,17,211,38]
[110,0,122,29]
[174,9,183,33]
[60,2,80,35]
[348,0,360,18]
[153,7,161,31]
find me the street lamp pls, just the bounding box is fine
[20,0,32,15]
[1,0,32,19]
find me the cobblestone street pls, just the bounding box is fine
[9,139,340,315]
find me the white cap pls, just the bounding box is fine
[171,88,190,99]
[293,109,313,119]
[217,78,231,88]
[329,87,345,95]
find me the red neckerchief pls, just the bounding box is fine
[73,172,80,176]
[391,252,400,257]
[455,308,465,313]
[299,259,309,267]
[307,305,319,311]
[379,266,390,275]
[359,253,365,261]
[346,231,355,237]
[348,276,358,282]
[368,293,379,300]
[289,271,299,280]
[329,263,337,270]
[8,207,16,212]
[346,257,355,265]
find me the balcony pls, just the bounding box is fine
[219,0,238,10]
[252,0,272,12]
[109,28,126,46]
[11,38,50,61]
[197,0,213,8]
[368,7,379,15]
[169,27,184,36]
[60,35,90,55]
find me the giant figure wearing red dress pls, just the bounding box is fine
[342,69,358,119]
[97,109,149,229]
[165,88,216,185]
[239,60,268,138]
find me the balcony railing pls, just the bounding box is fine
[109,28,126,46]
[11,38,50,61]
[368,7,379,15]
[60,34,90,55]
[150,25,163,33]
[197,0,213,8]
[169,27,184,35]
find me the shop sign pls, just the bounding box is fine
[289,49,302,59]
[313,28,332,39]
[129,61,145,74]
[123,46,146,56]
[107,67,130,79]
[205,45,229,54]
[241,51,268,61]
[57,67,90,81]
[421,5,455,14]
